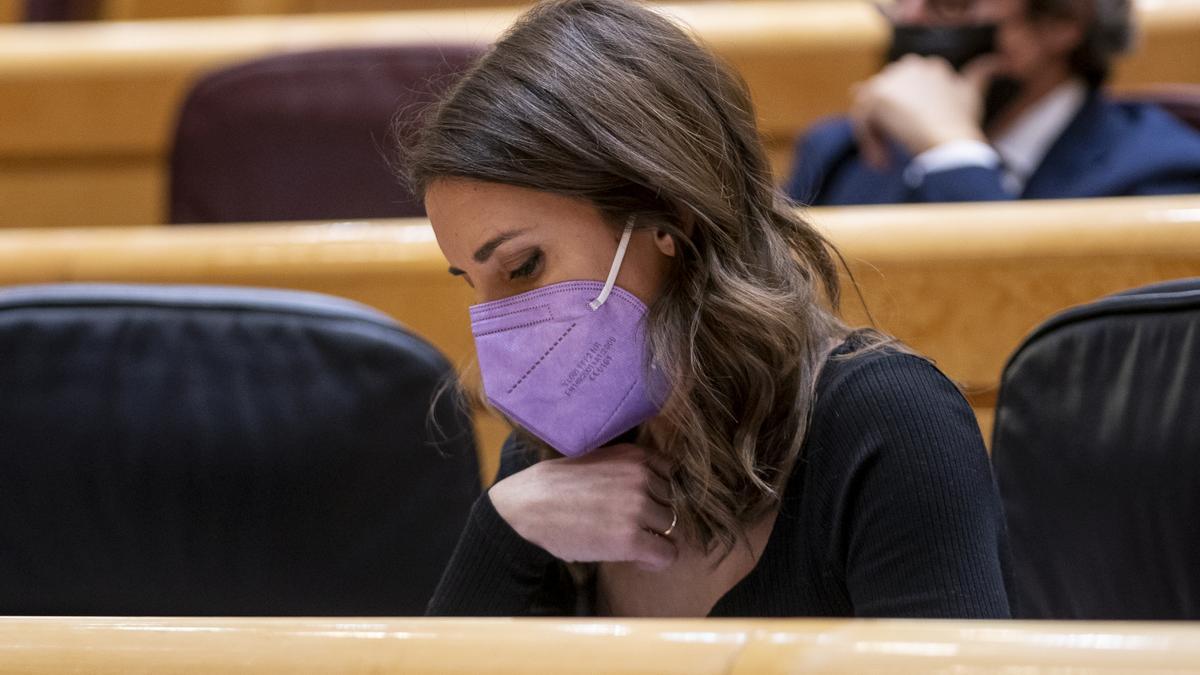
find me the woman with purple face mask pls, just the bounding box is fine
[405,0,1012,618]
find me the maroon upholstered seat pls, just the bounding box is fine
[23,0,98,21]
[168,46,482,224]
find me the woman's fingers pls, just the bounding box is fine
[645,471,672,505]
[635,445,669,473]
[640,499,676,536]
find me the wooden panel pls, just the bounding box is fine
[0,156,163,227]
[103,0,301,19]
[2,195,1198,470]
[1112,1,1200,88]
[0,0,19,22]
[2,0,1196,228]
[0,1,884,155]
[817,195,1200,401]
[0,616,1199,673]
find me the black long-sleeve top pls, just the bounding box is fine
[428,336,1013,618]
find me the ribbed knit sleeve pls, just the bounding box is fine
[425,439,556,616]
[814,352,1012,618]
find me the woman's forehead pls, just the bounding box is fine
[425,180,612,259]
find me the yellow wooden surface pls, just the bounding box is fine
[0,0,1197,227]
[2,195,1198,472]
[0,616,1198,673]
[103,0,303,19]
[0,0,19,22]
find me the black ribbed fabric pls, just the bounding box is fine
[428,337,1013,618]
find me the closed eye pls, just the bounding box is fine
[509,249,543,280]
[447,266,474,288]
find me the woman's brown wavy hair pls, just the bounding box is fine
[403,0,873,554]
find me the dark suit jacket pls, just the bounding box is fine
[785,90,1200,205]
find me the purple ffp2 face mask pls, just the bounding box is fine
[469,217,667,457]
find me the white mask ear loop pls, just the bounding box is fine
[589,215,636,311]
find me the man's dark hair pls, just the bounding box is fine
[1028,0,1134,86]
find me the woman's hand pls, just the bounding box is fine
[488,443,678,570]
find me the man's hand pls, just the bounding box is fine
[850,54,1000,169]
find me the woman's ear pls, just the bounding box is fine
[655,209,694,258]
[654,229,678,258]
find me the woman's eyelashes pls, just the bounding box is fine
[508,249,544,281]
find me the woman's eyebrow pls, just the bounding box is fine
[472,229,528,263]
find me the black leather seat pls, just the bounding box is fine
[168,46,481,223]
[0,284,479,615]
[992,278,1200,619]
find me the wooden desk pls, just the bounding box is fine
[0,616,1198,673]
[0,0,1197,227]
[2,195,1198,470]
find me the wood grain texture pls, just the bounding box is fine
[1,195,1197,472]
[0,0,1196,227]
[0,616,1197,673]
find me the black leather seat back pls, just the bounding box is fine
[993,278,1200,619]
[0,284,479,615]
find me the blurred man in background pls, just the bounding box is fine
[787,0,1200,205]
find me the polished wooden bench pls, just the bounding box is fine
[3,195,1198,473]
[1,616,1198,673]
[0,0,1197,227]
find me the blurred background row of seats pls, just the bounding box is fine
[172,45,1200,225]
[1,0,1197,228]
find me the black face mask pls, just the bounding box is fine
[886,23,1023,127]
[886,23,998,69]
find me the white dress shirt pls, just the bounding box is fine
[902,78,1089,195]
